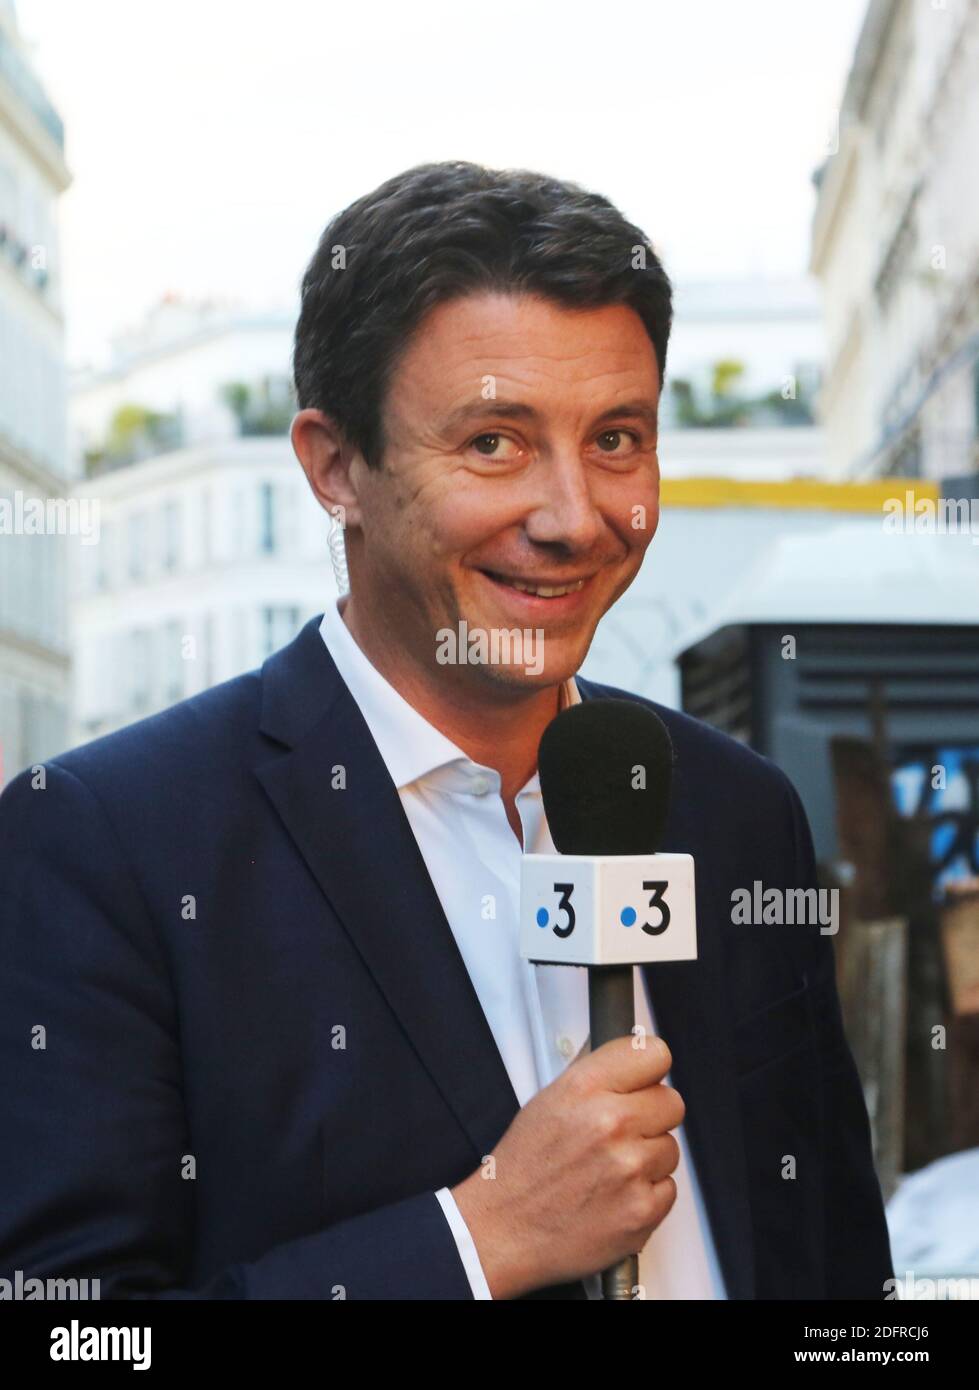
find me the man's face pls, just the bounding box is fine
[348,290,661,693]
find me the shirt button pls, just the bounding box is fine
[556,1035,575,1059]
[470,775,493,795]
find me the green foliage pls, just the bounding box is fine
[669,359,815,429]
[711,359,745,399]
[220,379,295,436]
[84,403,182,477]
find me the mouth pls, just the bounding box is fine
[475,568,597,612]
[481,570,589,598]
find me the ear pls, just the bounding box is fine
[291,408,365,532]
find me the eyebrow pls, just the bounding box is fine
[439,397,659,435]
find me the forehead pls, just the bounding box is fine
[385,291,659,416]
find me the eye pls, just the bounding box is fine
[595,428,640,454]
[469,432,521,459]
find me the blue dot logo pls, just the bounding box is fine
[536,907,550,928]
[620,906,637,927]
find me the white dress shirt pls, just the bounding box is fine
[319,598,728,1300]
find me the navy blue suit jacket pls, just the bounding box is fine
[0,616,893,1299]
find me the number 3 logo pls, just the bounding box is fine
[641,880,670,935]
[552,883,576,938]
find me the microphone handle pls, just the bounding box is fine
[588,964,639,1301]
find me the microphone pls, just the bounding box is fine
[520,698,697,1300]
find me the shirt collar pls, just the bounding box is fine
[319,597,580,793]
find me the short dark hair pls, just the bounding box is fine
[293,160,673,469]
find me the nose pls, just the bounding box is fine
[524,454,604,553]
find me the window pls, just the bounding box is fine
[129,629,152,711]
[200,488,211,565]
[203,612,214,686]
[163,620,183,703]
[128,512,147,581]
[162,501,181,572]
[94,520,112,592]
[232,489,245,559]
[261,606,300,658]
[259,482,275,554]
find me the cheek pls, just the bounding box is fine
[607,479,659,557]
[426,478,513,560]
[361,471,441,557]
[635,496,660,551]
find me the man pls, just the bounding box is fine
[0,161,893,1300]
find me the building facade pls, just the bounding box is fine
[810,0,979,481]
[68,299,339,743]
[70,437,338,743]
[0,0,71,784]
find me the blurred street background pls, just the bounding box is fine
[1,0,977,1294]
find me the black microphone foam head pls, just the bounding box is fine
[538,698,674,856]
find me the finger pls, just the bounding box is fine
[576,1033,672,1092]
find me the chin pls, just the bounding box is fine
[470,669,568,701]
[475,639,585,693]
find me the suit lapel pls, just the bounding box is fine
[254,618,521,1166]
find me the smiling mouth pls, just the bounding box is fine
[479,569,592,599]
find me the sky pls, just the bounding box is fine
[16,0,868,368]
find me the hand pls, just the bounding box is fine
[451,1034,684,1298]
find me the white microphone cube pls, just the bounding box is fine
[520,853,697,966]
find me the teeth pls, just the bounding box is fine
[505,577,586,598]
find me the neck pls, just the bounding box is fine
[339,594,564,806]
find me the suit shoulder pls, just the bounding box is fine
[578,677,792,801]
[49,667,263,789]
